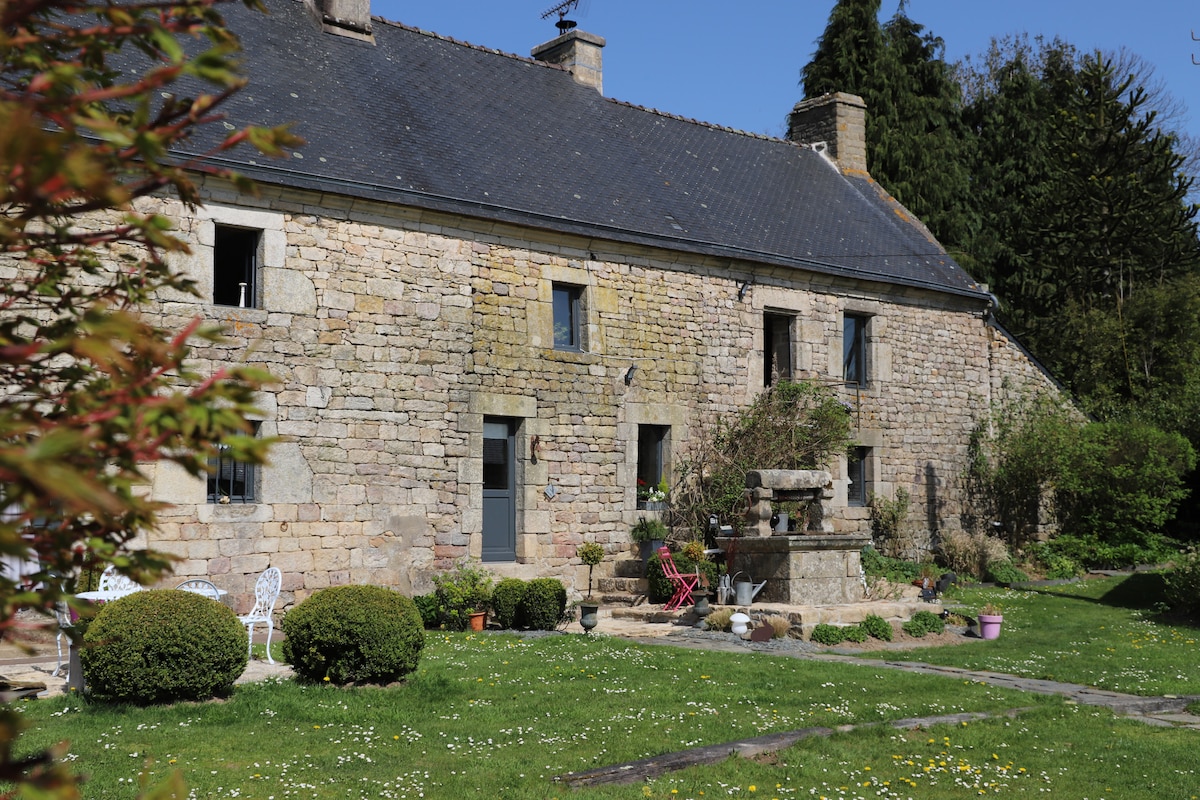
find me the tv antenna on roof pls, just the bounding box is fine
[541,0,581,35]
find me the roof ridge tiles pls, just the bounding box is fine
[370,15,571,74]
[603,97,798,144]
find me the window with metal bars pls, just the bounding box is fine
[207,427,258,504]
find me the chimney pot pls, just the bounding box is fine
[305,0,374,42]
[787,92,868,174]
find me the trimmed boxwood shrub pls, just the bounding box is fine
[282,585,425,685]
[491,578,526,629]
[80,589,247,705]
[861,613,894,642]
[902,610,946,638]
[517,578,566,631]
[809,623,846,646]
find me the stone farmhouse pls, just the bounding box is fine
[131,0,1057,608]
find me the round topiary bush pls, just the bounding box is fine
[80,589,247,705]
[517,578,566,631]
[861,613,894,642]
[282,585,425,685]
[491,578,526,629]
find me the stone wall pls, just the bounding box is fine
[89,180,1059,612]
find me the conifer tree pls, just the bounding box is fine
[801,0,973,250]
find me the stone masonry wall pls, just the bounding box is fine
[91,181,1060,613]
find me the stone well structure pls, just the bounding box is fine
[717,469,870,605]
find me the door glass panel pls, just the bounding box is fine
[483,422,510,491]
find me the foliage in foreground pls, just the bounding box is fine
[0,0,296,790]
[81,589,246,704]
[282,585,425,685]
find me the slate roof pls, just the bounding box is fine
[187,0,986,300]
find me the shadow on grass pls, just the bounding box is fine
[1012,572,1200,629]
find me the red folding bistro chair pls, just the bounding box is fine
[657,546,700,611]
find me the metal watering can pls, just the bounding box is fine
[729,571,767,606]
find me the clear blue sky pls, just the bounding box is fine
[371,0,1200,147]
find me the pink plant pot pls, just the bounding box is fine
[978,614,1003,640]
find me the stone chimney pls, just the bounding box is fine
[305,0,374,42]
[786,92,867,174]
[531,30,606,93]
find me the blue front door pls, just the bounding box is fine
[482,418,516,562]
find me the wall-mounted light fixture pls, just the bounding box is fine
[624,365,638,385]
[738,280,752,301]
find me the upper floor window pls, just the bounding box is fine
[552,283,583,351]
[763,312,794,386]
[207,425,259,504]
[213,225,260,308]
[843,313,868,386]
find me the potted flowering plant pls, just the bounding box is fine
[631,516,669,567]
[636,478,669,510]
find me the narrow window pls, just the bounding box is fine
[763,312,794,386]
[213,225,260,308]
[843,313,868,386]
[552,283,583,351]
[207,425,259,504]
[636,425,669,508]
[847,446,870,507]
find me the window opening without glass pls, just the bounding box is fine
[763,312,794,386]
[847,446,870,507]
[213,225,260,308]
[636,425,669,507]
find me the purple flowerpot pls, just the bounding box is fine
[978,614,1003,640]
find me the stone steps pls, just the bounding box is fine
[594,575,648,608]
[610,598,942,639]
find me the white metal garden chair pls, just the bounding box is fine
[97,565,142,595]
[176,578,222,600]
[239,567,281,664]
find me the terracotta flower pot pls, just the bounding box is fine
[468,611,486,632]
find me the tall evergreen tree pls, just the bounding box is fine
[801,1,974,250]
[960,38,1200,462]
[801,0,884,101]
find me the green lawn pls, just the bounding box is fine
[10,573,1200,799]
[867,573,1200,697]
